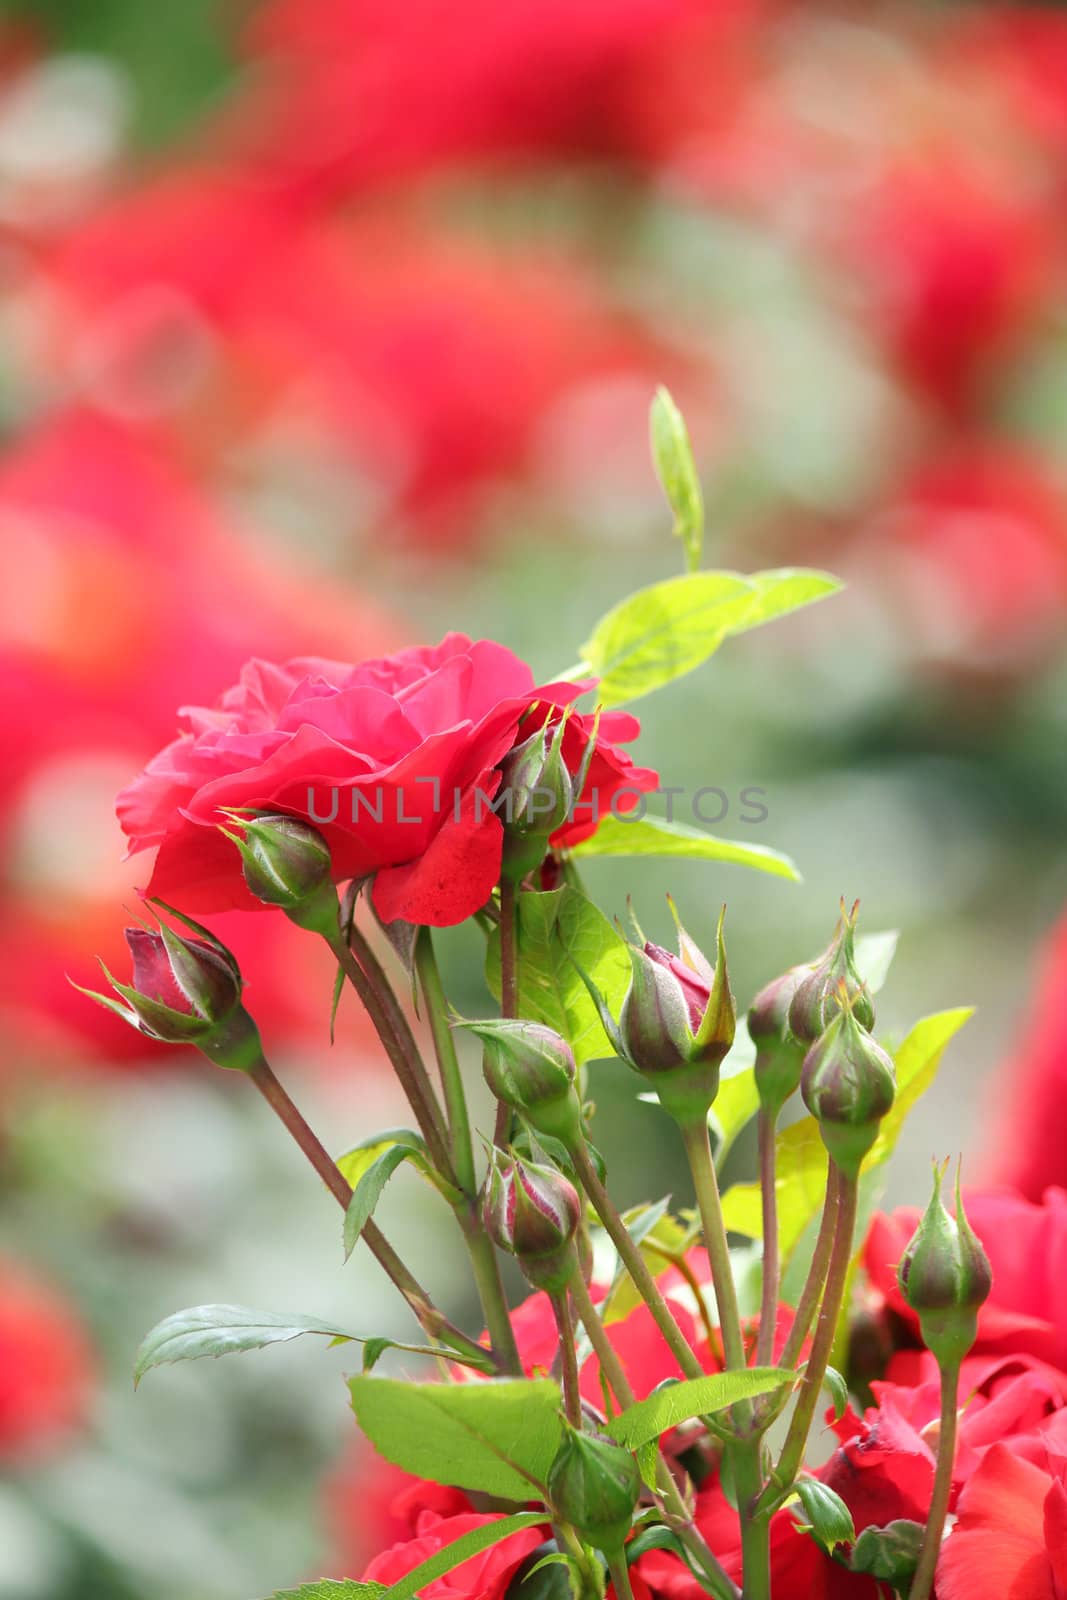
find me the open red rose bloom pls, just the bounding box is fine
[116,634,657,927]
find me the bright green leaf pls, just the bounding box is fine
[567,814,799,881]
[650,386,704,573]
[822,1365,850,1422]
[793,1477,855,1554]
[381,1511,547,1600]
[486,885,630,1065]
[338,1131,436,1259]
[866,1008,974,1167]
[608,1368,790,1450]
[348,1376,563,1501]
[580,572,755,706]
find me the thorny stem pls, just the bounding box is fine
[755,1107,780,1368]
[414,925,522,1375]
[764,1163,859,1505]
[552,1290,583,1427]
[776,1165,840,1374]
[568,1270,740,1600]
[326,928,452,1179]
[678,1118,746,1372]
[907,1360,960,1600]
[245,1055,490,1370]
[569,1141,703,1382]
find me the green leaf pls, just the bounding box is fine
[608,1369,790,1451]
[823,1364,850,1422]
[337,1130,446,1259]
[723,569,841,638]
[380,1511,547,1600]
[134,1306,368,1385]
[850,1520,924,1587]
[270,1584,386,1600]
[348,1376,563,1501]
[567,814,799,882]
[134,1305,495,1386]
[485,885,631,1065]
[650,386,704,573]
[579,572,756,706]
[854,931,899,996]
[793,1477,856,1554]
[720,1009,973,1261]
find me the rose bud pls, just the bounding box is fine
[458,1019,584,1147]
[74,910,262,1072]
[483,1151,580,1292]
[800,987,896,1178]
[614,907,735,1126]
[897,1163,992,1369]
[789,900,875,1044]
[219,812,338,934]
[498,710,593,884]
[547,1425,642,1555]
[748,965,808,1114]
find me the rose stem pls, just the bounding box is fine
[755,1107,780,1367]
[775,1167,840,1372]
[607,1555,637,1600]
[325,926,452,1179]
[551,1290,582,1428]
[409,925,521,1374]
[677,1115,768,1600]
[494,875,520,1145]
[907,1359,960,1600]
[569,1269,740,1600]
[246,1054,490,1369]
[763,1163,858,1506]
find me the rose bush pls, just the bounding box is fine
[117,633,657,926]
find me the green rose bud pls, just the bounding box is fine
[800,990,896,1178]
[547,1425,642,1554]
[459,1018,585,1147]
[748,965,807,1113]
[897,1164,992,1368]
[498,709,594,884]
[789,900,875,1044]
[219,811,338,934]
[483,1151,580,1292]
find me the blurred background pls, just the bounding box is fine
[1,0,1066,1594]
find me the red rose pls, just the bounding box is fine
[361,1509,545,1599]
[938,1425,1067,1600]
[866,1188,1067,1374]
[117,634,656,928]
[985,911,1067,1201]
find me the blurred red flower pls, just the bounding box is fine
[0,1258,94,1459]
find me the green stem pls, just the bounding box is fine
[908,1360,959,1600]
[569,1141,703,1382]
[326,929,452,1178]
[245,1055,489,1369]
[755,1107,780,1368]
[553,1290,583,1427]
[413,928,522,1374]
[733,1443,770,1600]
[494,877,520,1145]
[607,1554,636,1600]
[414,928,476,1194]
[776,1164,840,1373]
[765,1164,858,1505]
[568,1272,739,1600]
[678,1117,746,1371]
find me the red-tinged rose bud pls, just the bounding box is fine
[897,1164,992,1368]
[219,812,338,934]
[483,1152,581,1292]
[749,966,808,1113]
[73,908,262,1072]
[458,1019,584,1147]
[615,907,735,1126]
[789,900,875,1044]
[800,991,896,1178]
[547,1425,642,1554]
[498,709,596,884]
